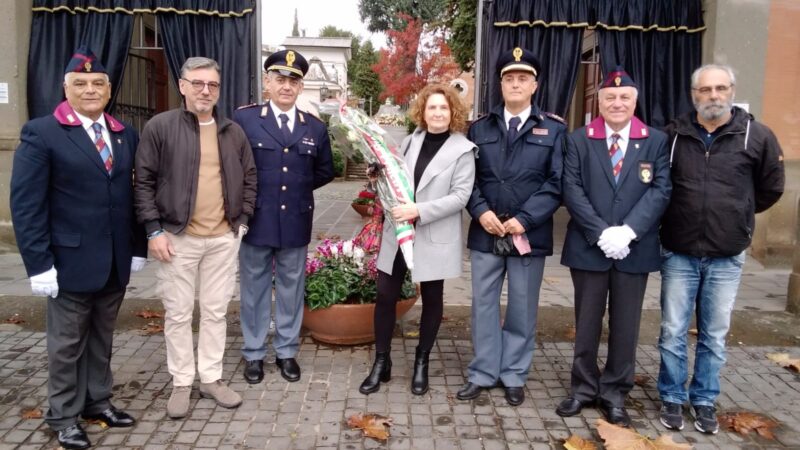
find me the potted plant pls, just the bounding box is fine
[351,188,375,218]
[303,239,418,345]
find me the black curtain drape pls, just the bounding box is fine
[482,0,584,117]
[480,0,704,127]
[595,0,703,127]
[27,8,132,119]
[159,11,255,120]
[27,0,256,120]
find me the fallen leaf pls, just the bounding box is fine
[565,326,576,340]
[688,328,698,336]
[141,322,164,335]
[135,309,163,319]
[634,374,651,387]
[564,435,598,450]
[719,412,778,440]
[405,331,419,338]
[21,408,43,419]
[4,314,25,324]
[766,352,800,373]
[597,419,692,449]
[347,413,392,441]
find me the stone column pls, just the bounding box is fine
[787,204,800,314]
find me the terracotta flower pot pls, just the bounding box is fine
[302,296,418,345]
[351,202,373,217]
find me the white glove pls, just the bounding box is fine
[30,266,59,298]
[606,246,631,260]
[598,225,637,257]
[238,224,249,238]
[131,257,147,273]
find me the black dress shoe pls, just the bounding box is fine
[276,357,301,382]
[599,402,632,427]
[456,382,485,400]
[556,397,592,417]
[83,406,135,427]
[504,387,525,406]
[243,359,264,384]
[56,424,91,449]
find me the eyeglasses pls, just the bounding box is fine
[692,84,733,95]
[181,78,220,93]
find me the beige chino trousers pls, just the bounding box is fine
[156,231,240,386]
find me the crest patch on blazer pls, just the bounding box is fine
[639,162,653,184]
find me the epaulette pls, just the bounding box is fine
[298,109,324,125]
[544,112,566,124]
[236,103,258,110]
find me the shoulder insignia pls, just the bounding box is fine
[298,112,306,124]
[544,112,566,124]
[236,103,258,110]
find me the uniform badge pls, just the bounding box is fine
[84,61,92,72]
[261,106,268,117]
[286,51,296,67]
[67,114,76,123]
[639,162,653,183]
[531,128,548,136]
[588,127,595,137]
[513,47,523,62]
[614,76,621,87]
[116,138,122,144]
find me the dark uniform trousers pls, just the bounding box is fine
[46,264,123,430]
[569,268,648,407]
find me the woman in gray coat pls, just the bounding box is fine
[360,84,476,395]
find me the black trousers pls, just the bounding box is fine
[374,251,443,353]
[45,272,124,430]
[569,268,648,407]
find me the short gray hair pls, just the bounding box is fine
[180,57,221,78]
[63,72,109,83]
[691,64,736,88]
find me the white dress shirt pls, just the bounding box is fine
[503,106,531,131]
[604,121,632,156]
[75,111,113,157]
[270,101,297,133]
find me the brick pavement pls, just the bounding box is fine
[0,180,798,449]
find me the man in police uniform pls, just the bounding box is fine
[11,46,146,449]
[556,68,671,426]
[234,49,335,384]
[457,47,565,406]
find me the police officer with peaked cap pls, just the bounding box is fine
[233,49,334,385]
[457,46,566,407]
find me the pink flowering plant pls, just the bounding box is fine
[304,239,416,310]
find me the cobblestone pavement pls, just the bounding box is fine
[0,179,799,449]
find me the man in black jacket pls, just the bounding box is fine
[657,64,784,434]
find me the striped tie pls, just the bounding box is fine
[91,122,113,173]
[609,133,622,182]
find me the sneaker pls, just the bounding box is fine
[659,402,684,430]
[691,404,719,434]
[167,385,191,419]
[199,380,242,409]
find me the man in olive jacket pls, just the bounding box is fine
[134,57,256,419]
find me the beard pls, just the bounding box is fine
[694,97,733,122]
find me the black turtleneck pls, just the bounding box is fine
[414,130,449,193]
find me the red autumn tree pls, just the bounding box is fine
[372,14,460,105]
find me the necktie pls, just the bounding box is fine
[278,113,292,143]
[91,122,113,173]
[609,133,622,182]
[507,116,521,148]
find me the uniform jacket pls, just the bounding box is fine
[376,129,476,282]
[134,106,257,236]
[660,107,784,257]
[233,102,334,248]
[10,101,146,292]
[561,116,671,273]
[466,104,565,256]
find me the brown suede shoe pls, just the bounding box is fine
[167,385,191,419]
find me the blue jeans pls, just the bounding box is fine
[657,249,744,406]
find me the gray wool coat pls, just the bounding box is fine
[376,128,476,282]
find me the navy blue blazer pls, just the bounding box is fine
[561,116,671,273]
[233,103,334,248]
[10,101,146,292]
[466,105,565,256]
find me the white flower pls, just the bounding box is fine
[343,240,354,257]
[331,246,339,258]
[353,247,365,260]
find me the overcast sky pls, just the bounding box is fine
[261,0,386,49]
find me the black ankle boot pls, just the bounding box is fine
[411,346,430,395]
[359,351,392,395]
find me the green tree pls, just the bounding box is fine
[351,41,383,111]
[445,0,477,72]
[358,0,447,32]
[291,8,300,37]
